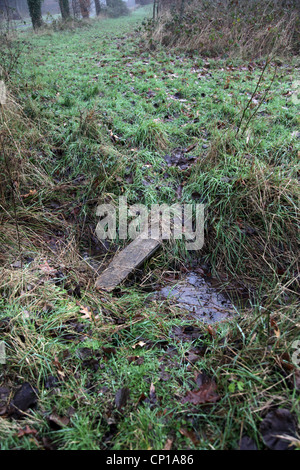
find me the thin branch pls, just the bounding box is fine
[235,58,271,138]
[241,65,277,136]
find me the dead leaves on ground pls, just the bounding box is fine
[17,425,38,438]
[163,437,173,450]
[37,260,57,275]
[260,408,298,450]
[127,355,144,365]
[179,428,199,446]
[239,435,258,450]
[9,382,39,419]
[181,372,220,406]
[162,149,197,171]
[115,387,130,411]
[79,304,100,323]
[47,411,71,429]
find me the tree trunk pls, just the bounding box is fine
[153,0,159,20]
[179,0,185,20]
[59,0,70,19]
[27,0,44,29]
[71,0,81,18]
[78,0,90,18]
[94,0,101,16]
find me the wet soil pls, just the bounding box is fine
[155,272,235,323]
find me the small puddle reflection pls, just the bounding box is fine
[155,272,235,323]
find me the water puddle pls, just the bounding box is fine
[155,272,235,324]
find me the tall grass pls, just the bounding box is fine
[0,7,299,450]
[148,0,300,58]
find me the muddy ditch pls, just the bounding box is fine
[80,233,245,324]
[152,271,236,324]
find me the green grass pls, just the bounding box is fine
[0,6,299,450]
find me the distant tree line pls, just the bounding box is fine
[0,0,28,19]
[0,0,128,29]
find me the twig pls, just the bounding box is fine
[241,65,277,136]
[235,58,271,137]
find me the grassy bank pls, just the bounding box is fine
[0,6,299,450]
[148,0,300,58]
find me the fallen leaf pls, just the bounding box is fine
[278,352,295,371]
[115,387,130,410]
[17,425,38,438]
[260,408,297,450]
[182,373,220,405]
[179,428,199,445]
[48,412,70,429]
[127,355,144,365]
[238,435,258,450]
[136,392,147,405]
[163,438,173,450]
[207,325,217,337]
[80,306,99,322]
[80,305,93,321]
[10,382,38,418]
[38,260,56,275]
[270,317,280,339]
[162,150,196,170]
[102,346,116,356]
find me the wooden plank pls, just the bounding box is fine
[95,235,161,292]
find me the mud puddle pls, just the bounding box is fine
[155,272,235,323]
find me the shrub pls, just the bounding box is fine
[106,0,130,18]
[147,0,300,58]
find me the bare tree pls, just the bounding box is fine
[59,0,70,19]
[94,0,101,16]
[79,0,90,18]
[0,0,22,19]
[27,0,44,29]
[71,0,81,18]
[179,0,186,20]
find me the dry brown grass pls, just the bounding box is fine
[149,0,300,58]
